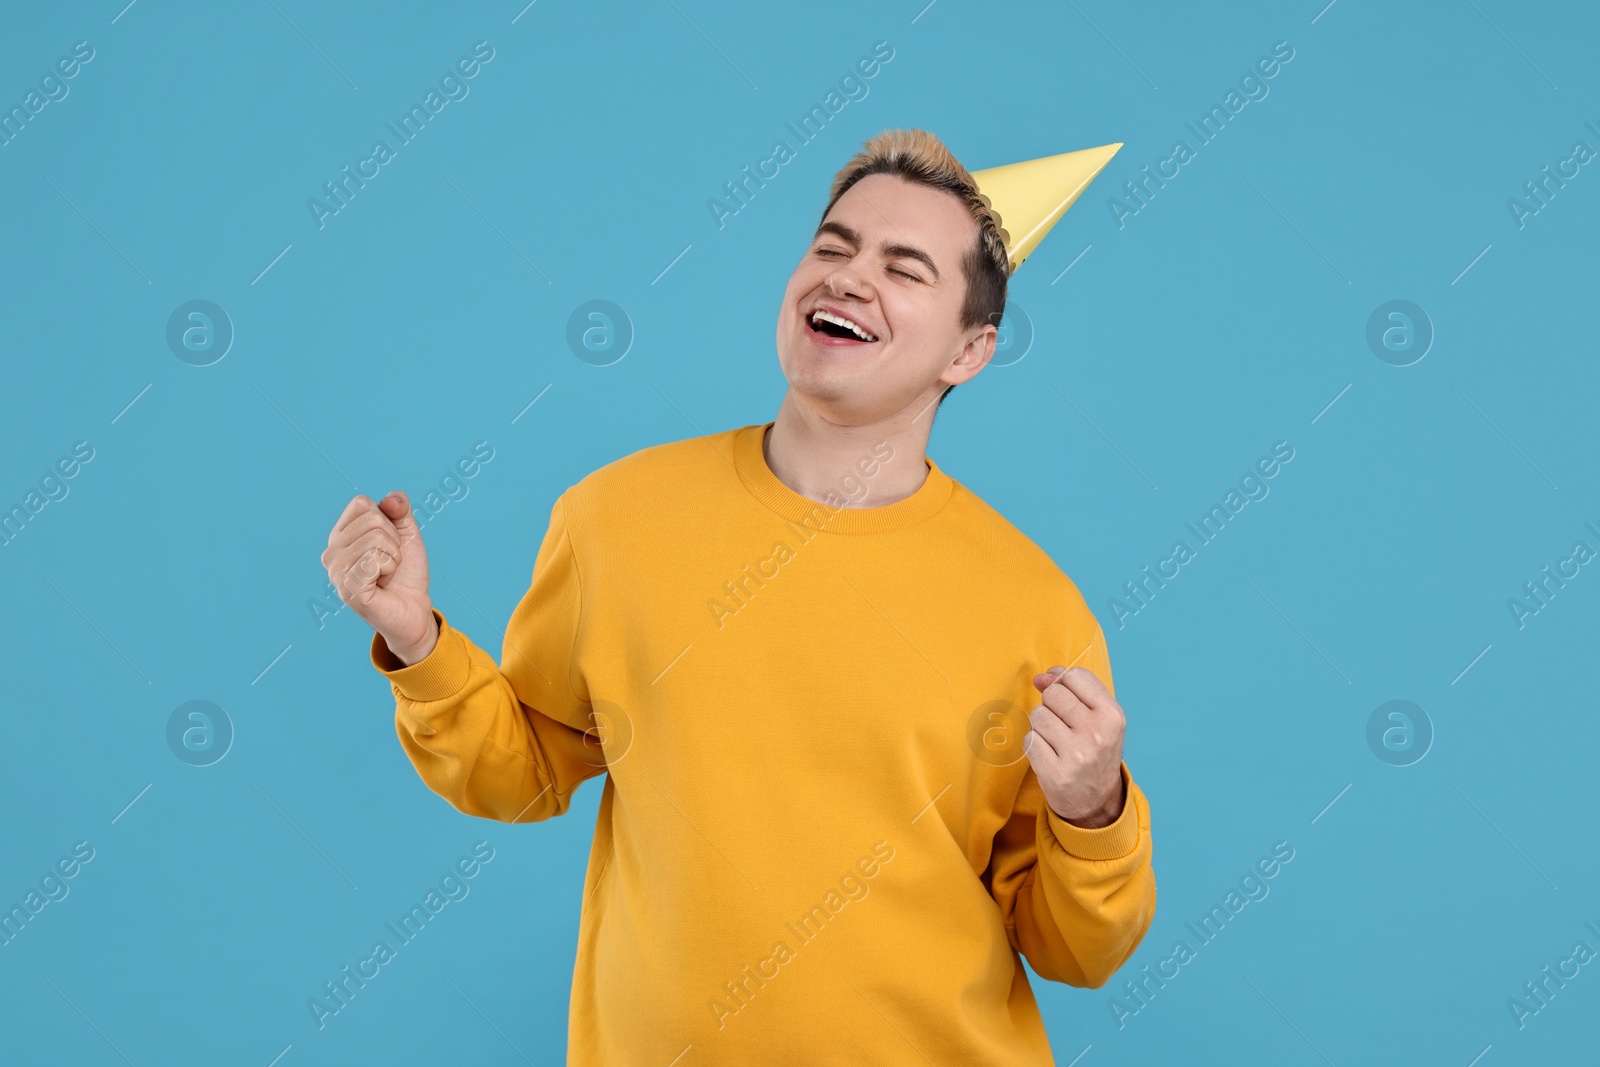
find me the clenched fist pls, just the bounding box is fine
[321,491,438,665]
[1023,666,1127,829]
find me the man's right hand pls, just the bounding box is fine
[322,490,438,665]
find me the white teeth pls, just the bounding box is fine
[811,309,877,342]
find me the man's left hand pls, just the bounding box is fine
[1023,666,1126,829]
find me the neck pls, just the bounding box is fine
[763,390,938,507]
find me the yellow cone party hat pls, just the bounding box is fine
[970,142,1122,273]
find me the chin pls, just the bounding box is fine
[777,361,853,407]
[777,327,901,416]
[784,369,853,407]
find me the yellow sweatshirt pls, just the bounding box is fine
[371,421,1155,1065]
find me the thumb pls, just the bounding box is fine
[1032,666,1068,691]
[379,490,420,535]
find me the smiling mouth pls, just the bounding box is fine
[808,309,879,343]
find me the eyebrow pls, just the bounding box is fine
[812,220,941,283]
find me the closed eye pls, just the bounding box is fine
[815,247,923,282]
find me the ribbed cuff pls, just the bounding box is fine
[369,609,471,702]
[1043,763,1141,861]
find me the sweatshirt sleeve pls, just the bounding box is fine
[983,625,1156,989]
[370,490,605,823]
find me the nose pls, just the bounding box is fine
[824,263,873,303]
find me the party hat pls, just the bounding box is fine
[970,143,1122,273]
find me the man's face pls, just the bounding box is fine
[775,173,996,424]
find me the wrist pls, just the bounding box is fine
[1056,770,1126,829]
[386,615,439,667]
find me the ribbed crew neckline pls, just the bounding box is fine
[731,421,954,535]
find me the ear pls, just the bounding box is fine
[941,320,997,387]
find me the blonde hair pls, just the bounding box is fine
[821,128,1009,408]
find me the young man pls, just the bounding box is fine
[322,128,1153,1065]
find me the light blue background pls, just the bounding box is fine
[2,1,1596,1063]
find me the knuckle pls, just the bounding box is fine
[339,550,372,575]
